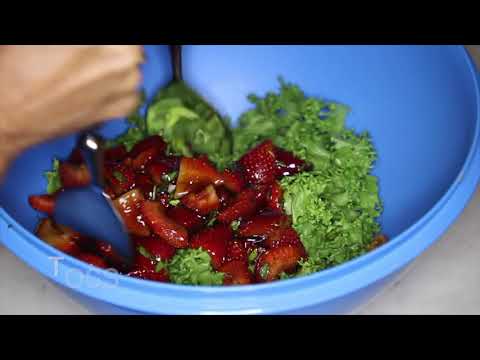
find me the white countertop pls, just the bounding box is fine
[1,46,479,315]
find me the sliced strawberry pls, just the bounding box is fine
[112,189,150,237]
[104,163,136,196]
[368,234,388,251]
[134,236,176,271]
[226,240,248,262]
[160,155,181,172]
[181,185,220,216]
[175,157,224,197]
[239,140,277,185]
[68,148,85,165]
[36,218,80,255]
[147,161,171,184]
[29,194,56,215]
[135,174,156,199]
[94,240,130,273]
[190,224,231,269]
[127,269,169,283]
[217,186,268,224]
[216,186,232,210]
[131,147,160,171]
[76,253,108,269]
[221,168,245,193]
[264,227,303,249]
[59,161,92,189]
[141,201,189,248]
[238,213,291,240]
[167,206,204,232]
[219,260,253,285]
[267,182,284,213]
[157,193,170,208]
[129,135,167,158]
[274,148,310,177]
[255,244,306,282]
[104,145,128,162]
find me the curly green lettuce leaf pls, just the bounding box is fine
[167,248,225,286]
[44,159,62,194]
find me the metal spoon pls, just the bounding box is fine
[53,132,134,264]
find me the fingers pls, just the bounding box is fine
[95,92,141,120]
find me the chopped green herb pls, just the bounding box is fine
[162,171,178,183]
[248,248,259,273]
[230,220,241,232]
[259,264,270,280]
[113,171,126,182]
[137,245,154,260]
[206,211,218,227]
[155,261,168,273]
[169,199,181,207]
[45,158,62,194]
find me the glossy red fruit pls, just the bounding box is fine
[239,140,277,185]
[215,187,232,210]
[181,185,220,215]
[167,206,204,232]
[217,186,268,224]
[219,260,253,285]
[35,218,80,255]
[127,269,169,283]
[225,240,248,262]
[222,168,245,193]
[255,244,306,282]
[104,145,128,162]
[135,174,156,199]
[267,182,284,212]
[129,135,167,158]
[104,163,136,196]
[28,194,55,215]
[134,236,176,271]
[112,189,150,237]
[147,161,171,184]
[190,224,232,269]
[131,147,160,171]
[238,213,291,239]
[264,227,303,249]
[274,148,309,177]
[59,161,92,189]
[76,253,108,269]
[141,201,189,248]
[175,157,224,197]
[94,240,130,273]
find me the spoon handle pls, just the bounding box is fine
[77,131,106,188]
[169,45,183,82]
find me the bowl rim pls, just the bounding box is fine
[1,45,479,314]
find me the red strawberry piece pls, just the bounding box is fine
[255,244,306,282]
[141,201,189,248]
[267,182,284,212]
[131,147,160,171]
[147,161,171,184]
[222,168,246,193]
[175,157,224,197]
[190,224,232,269]
[35,218,80,255]
[113,189,151,237]
[76,253,108,269]
[135,174,156,199]
[157,193,170,208]
[29,194,55,215]
[219,260,253,285]
[216,186,233,210]
[91,240,130,273]
[104,163,136,196]
[104,145,128,162]
[59,161,92,189]
[181,185,220,216]
[160,155,181,172]
[167,206,204,232]
[226,240,248,262]
[274,148,310,177]
[217,186,268,224]
[127,269,169,283]
[264,227,303,249]
[129,135,167,158]
[239,140,277,185]
[68,148,85,165]
[238,213,291,240]
[134,236,176,271]
[368,234,388,251]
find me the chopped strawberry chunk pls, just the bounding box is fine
[76,253,108,269]
[225,240,248,262]
[274,148,310,177]
[167,206,204,232]
[104,163,136,196]
[175,157,224,197]
[129,135,167,158]
[29,194,56,215]
[222,168,245,193]
[127,269,169,283]
[135,174,156,199]
[59,161,92,189]
[134,236,176,271]
[238,213,291,240]
[141,201,189,248]
[112,189,150,237]
[147,161,171,184]
[131,147,160,171]
[219,260,253,285]
[181,185,220,215]
[266,182,284,212]
[104,145,128,162]
[35,218,80,255]
[255,244,306,282]
[190,224,232,269]
[239,140,277,185]
[217,186,268,224]
[215,186,233,210]
[264,227,303,249]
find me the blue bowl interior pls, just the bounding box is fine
[0,45,477,243]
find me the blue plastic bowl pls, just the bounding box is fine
[0,45,479,315]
